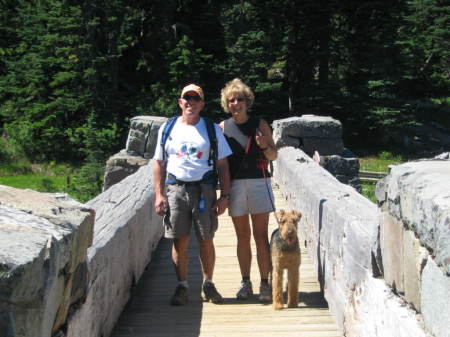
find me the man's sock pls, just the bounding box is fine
[177,280,189,288]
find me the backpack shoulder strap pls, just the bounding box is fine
[203,117,218,167]
[161,116,179,161]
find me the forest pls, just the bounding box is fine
[0,0,449,199]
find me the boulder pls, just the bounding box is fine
[103,116,167,190]
[102,150,149,191]
[0,186,94,337]
[272,115,360,191]
[126,116,167,159]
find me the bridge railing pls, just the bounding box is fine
[66,162,163,337]
[274,147,447,337]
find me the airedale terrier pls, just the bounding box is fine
[270,209,302,310]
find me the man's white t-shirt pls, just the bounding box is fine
[153,117,232,181]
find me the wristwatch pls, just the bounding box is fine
[220,194,230,200]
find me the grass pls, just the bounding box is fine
[357,151,406,203]
[0,161,77,194]
[0,175,70,193]
[359,151,404,173]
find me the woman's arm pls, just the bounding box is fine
[255,119,277,161]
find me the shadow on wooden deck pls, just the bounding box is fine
[111,238,205,337]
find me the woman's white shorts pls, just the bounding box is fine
[229,178,275,217]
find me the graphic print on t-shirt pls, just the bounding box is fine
[176,143,204,160]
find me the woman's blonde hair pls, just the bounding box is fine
[220,78,255,113]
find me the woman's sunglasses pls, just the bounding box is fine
[182,94,202,102]
[228,97,245,103]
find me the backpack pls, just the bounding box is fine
[160,116,218,184]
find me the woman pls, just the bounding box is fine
[219,78,277,302]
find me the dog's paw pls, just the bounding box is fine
[287,302,298,308]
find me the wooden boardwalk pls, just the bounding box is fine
[111,185,341,337]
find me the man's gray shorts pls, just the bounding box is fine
[164,183,218,240]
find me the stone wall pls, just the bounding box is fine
[376,156,450,337]
[66,162,163,337]
[0,187,95,337]
[274,147,430,337]
[0,161,163,337]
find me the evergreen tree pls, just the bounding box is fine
[0,1,91,161]
[398,0,450,97]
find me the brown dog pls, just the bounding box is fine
[270,210,302,310]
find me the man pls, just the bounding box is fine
[153,84,232,306]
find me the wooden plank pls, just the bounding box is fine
[110,183,342,337]
[359,170,387,177]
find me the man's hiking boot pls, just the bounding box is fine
[171,285,189,306]
[236,280,253,300]
[203,282,224,304]
[259,282,271,303]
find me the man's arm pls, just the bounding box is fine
[153,159,168,216]
[213,157,230,216]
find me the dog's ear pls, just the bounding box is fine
[292,210,302,222]
[276,209,285,220]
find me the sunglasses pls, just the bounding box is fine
[228,97,245,103]
[182,94,202,102]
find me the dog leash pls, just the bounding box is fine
[258,139,280,225]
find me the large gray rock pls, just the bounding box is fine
[66,162,164,337]
[0,187,94,337]
[376,156,450,337]
[126,116,167,158]
[272,115,360,191]
[102,150,149,191]
[422,257,450,337]
[272,115,344,155]
[103,116,167,191]
[376,158,450,274]
[274,147,428,336]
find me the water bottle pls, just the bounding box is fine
[199,196,205,213]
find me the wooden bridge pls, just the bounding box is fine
[110,185,341,337]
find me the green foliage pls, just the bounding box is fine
[1,0,449,166]
[65,111,110,202]
[66,161,104,202]
[397,0,450,97]
[361,183,376,203]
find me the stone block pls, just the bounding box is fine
[274,135,301,149]
[421,257,450,337]
[125,116,167,158]
[380,211,404,293]
[376,159,450,275]
[272,115,342,139]
[320,151,359,176]
[0,186,94,337]
[302,136,344,156]
[103,150,149,191]
[403,229,428,311]
[346,277,428,337]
